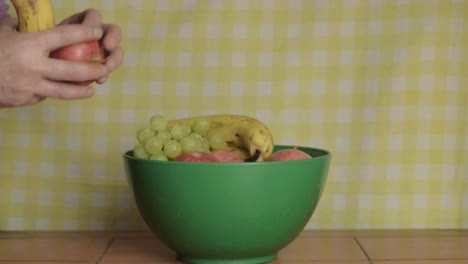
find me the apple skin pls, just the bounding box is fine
[212,150,244,162]
[267,147,312,161]
[50,40,105,85]
[175,151,218,163]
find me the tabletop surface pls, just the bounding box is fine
[0,229,467,263]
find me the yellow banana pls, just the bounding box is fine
[168,114,274,162]
[11,0,55,33]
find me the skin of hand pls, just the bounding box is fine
[58,9,123,84]
[0,9,123,108]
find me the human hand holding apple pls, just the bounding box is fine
[50,40,105,85]
[51,9,122,86]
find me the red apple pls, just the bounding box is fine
[175,151,218,163]
[212,149,244,162]
[268,147,312,161]
[50,40,106,85]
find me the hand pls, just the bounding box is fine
[59,9,123,84]
[0,9,123,108]
[0,21,108,107]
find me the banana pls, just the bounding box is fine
[11,0,55,33]
[168,114,274,162]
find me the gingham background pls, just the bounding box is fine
[0,0,467,230]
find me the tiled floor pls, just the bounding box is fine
[0,229,467,263]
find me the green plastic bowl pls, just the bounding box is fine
[123,145,331,264]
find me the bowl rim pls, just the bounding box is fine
[123,144,331,165]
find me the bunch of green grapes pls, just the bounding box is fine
[133,115,228,160]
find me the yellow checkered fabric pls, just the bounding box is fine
[0,0,467,230]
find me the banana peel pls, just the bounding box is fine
[11,0,55,33]
[167,114,274,162]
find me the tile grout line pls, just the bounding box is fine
[353,236,374,264]
[95,237,115,264]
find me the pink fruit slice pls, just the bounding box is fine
[175,151,218,162]
[268,147,312,161]
[212,150,244,162]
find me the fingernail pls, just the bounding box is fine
[94,27,103,38]
[105,60,114,70]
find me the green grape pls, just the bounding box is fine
[155,130,172,145]
[200,136,211,151]
[209,133,228,150]
[170,122,191,140]
[163,140,182,159]
[144,136,164,154]
[149,114,168,132]
[137,127,155,143]
[191,117,211,135]
[189,132,205,143]
[190,133,210,152]
[133,144,150,159]
[149,151,168,161]
[190,132,201,138]
[180,134,204,153]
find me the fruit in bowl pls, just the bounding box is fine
[267,147,312,161]
[132,114,313,164]
[123,114,331,263]
[175,151,218,162]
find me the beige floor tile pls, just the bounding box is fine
[374,261,468,264]
[0,238,110,261]
[99,262,181,264]
[300,229,468,237]
[0,231,153,238]
[100,237,369,263]
[99,238,177,263]
[0,262,95,264]
[277,237,368,261]
[270,261,370,263]
[358,236,468,260]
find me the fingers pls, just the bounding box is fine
[58,9,102,26]
[1,84,90,107]
[20,95,46,107]
[57,11,85,25]
[39,24,103,51]
[34,80,94,100]
[81,9,103,26]
[42,59,108,83]
[104,46,123,72]
[100,23,123,76]
[95,76,108,84]
[49,10,122,74]
[101,23,122,51]
[94,45,123,84]
[0,90,46,107]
